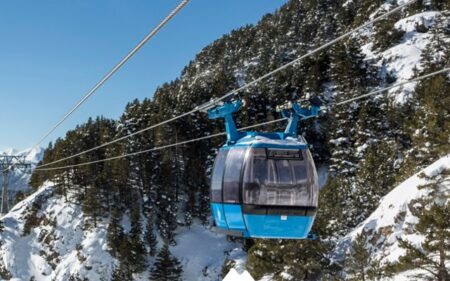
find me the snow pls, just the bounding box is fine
[237,135,307,146]
[395,12,438,33]
[0,183,115,281]
[329,137,349,145]
[335,155,450,278]
[223,268,255,281]
[0,182,241,281]
[360,11,442,104]
[171,223,241,281]
[0,147,44,193]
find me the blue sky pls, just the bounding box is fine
[0,0,287,151]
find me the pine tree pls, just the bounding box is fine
[107,207,124,256]
[155,155,178,243]
[116,236,134,280]
[82,184,101,228]
[23,202,41,236]
[399,20,450,175]
[246,240,285,280]
[389,170,450,280]
[150,242,183,281]
[373,9,405,51]
[0,220,4,233]
[144,211,158,257]
[344,232,371,281]
[129,204,146,272]
[352,141,398,223]
[111,263,133,281]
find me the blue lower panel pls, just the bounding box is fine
[223,204,246,229]
[211,203,227,228]
[244,214,315,239]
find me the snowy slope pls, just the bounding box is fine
[1,147,44,193]
[0,182,240,281]
[0,182,114,280]
[335,155,450,279]
[172,225,244,280]
[0,1,448,281]
[360,9,448,103]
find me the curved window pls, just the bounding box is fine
[223,148,247,203]
[243,148,318,207]
[211,150,228,203]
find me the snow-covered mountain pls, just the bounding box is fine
[1,147,44,193]
[1,157,446,280]
[0,182,244,280]
[0,0,448,280]
[335,155,450,280]
[361,10,446,103]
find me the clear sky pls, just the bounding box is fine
[0,0,287,151]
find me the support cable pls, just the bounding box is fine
[3,0,190,174]
[35,0,416,169]
[32,0,190,151]
[35,118,288,171]
[333,67,450,106]
[35,66,450,171]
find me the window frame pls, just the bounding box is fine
[222,147,248,204]
[210,149,229,203]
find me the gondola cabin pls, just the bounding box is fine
[206,99,320,239]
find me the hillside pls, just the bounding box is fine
[2,0,449,280]
[0,182,243,280]
[0,147,43,208]
[335,155,450,280]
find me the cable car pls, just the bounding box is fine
[205,99,321,239]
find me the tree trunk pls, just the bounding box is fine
[438,246,449,281]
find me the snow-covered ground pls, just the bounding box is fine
[0,1,448,281]
[0,182,113,281]
[361,10,445,104]
[335,155,450,280]
[0,181,241,281]
[1,147,43,193]
[172,223,243,280]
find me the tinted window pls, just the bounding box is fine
[243,148,318,207]
[275,160,293,184]
[291,160,307,183]
[223,148,246,203]
[211,150,228,203]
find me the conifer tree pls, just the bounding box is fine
[246,240,284,280]
[116,236,134,280]
[144,211,158,257]
[373,9,405,51]
[150,242,183,281]
[82,184,101,228]
[111,262,133,281]
[344,232,371,281]
[129,204,146,272]
[390,170,450,280]
[183,187,195,228]
[353,141,397,222]
[155,154,178,242]
[107,207,124,256]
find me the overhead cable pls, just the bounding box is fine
[4,0,191,174]
[334,67,450,105]
[35,117,288,171]
[35,66,450,171]
[35,0,416,169]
